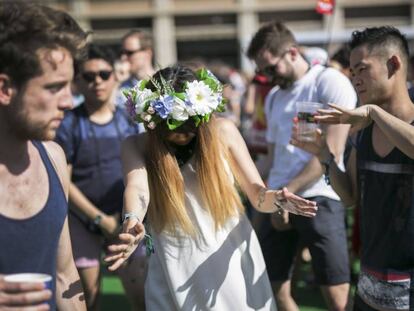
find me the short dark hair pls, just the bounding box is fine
[350,26,409,67]
[86,44,117,68]
[122,29,153,50]
[0,2,88,88]
[247,21,296,59]
[331,44,351,69]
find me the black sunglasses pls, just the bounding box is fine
[256,64,278,76]
[82,70,113,83]
[120,48,146,57]
[255,49,291,76]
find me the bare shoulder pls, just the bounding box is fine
[42,141,67,170]
[41,141,69,194]
[215,117,239,136]
[122,132,147,159]
[215,117,240,146]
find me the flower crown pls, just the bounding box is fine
[124,68,226,130]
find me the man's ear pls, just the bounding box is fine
[289,46,299,60]
[387,55,401,78]
[0,74,14,105]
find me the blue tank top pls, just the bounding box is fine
[55,105,140,215]
[0,141,68,311]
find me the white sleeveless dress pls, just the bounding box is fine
[144,160,277,311]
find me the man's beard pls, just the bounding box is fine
[271,75,294,89]
[5,107,52,141]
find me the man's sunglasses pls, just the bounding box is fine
[256,64,277,76]
[82,70,113,83]
[255,49,291,76]
[120,48,146,57]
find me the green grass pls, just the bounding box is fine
[101,275,130,311]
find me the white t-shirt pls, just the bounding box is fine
[265,65,357,200]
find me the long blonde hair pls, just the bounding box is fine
[145,116,244,236]
[142,65,244,235]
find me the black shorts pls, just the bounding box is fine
[258,196,350,285]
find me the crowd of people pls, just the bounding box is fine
[0,1,413,311]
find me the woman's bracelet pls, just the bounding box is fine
[273,191,284,215]
[122,212,141,223]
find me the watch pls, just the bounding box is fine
[93,214,102,226]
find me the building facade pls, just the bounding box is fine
[46,0,414,72]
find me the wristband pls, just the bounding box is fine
[122,212,141,223]
[93,214,102,226]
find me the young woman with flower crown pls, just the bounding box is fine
[104,65,317,310]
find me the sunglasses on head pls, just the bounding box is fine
[82,70,113,83]
[120,48,146,57]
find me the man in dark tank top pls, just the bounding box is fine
[292,26,414,311]
[0,2,87,310]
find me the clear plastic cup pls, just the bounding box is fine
[295,102,323,142]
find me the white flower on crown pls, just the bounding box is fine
[134,86,154,114]
[185,81,220,116]
[171,97,190,121]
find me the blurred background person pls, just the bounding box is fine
[329,45,351,79]
[55,44,144,310]
[208,60,246,127]
[117,29,156,107]
[301,46,329,67]
[114,59,131,85]
[247,21,357,311]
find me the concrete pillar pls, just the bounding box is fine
[237,0,258,74]
[322,0,344,52]
[411,0,414,27]
[153,0,177,67]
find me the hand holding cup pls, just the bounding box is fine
[1,273,52,310]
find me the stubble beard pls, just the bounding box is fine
[7,107,53,142]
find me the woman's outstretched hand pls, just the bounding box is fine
[275,187,318,217]
[104,218,146,271]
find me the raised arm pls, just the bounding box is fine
[217,118,317,217]
[104,135,149,271]
[370,105,414,159]
[316,103,414,159]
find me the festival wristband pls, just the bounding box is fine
[122,212,141,223]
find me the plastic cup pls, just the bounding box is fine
[4,273,52,290]
[295,102,323,142]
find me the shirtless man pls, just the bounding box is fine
[0,3,87,310]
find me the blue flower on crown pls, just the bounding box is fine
[123,68,227,130]
[152,95,174,119]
